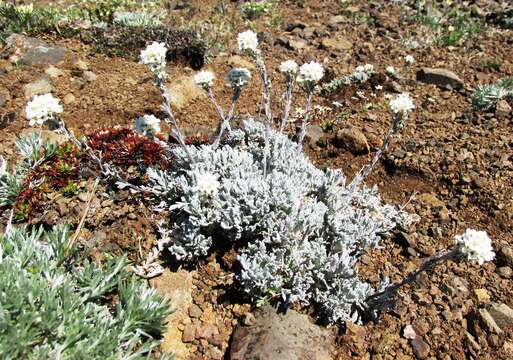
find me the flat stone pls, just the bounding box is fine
[496,99,512,118]
[22,44,67,66]
[411,337,430,359]
[498,246,513,267]
[479,308,504,335]
[321,36,353,51]
[416,68,464,90]
[417,193,445,208]
[24,76,52,99]
[403,325,417,340]
[63,93,76,104]
[304,125,325,147]
[83,71,97,82]
[335,126,369,154]
[230,305,334,360]
[474,288,491,304]
[165,75,204,110]
[446,276,469,298]
[150,269,195,360]
[487,303,513,330]
[45,65,65,78]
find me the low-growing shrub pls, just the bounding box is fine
[0,224,169,358]
[472,78,513,111]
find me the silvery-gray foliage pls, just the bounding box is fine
[0,133,56,206]
[147,120,412,323]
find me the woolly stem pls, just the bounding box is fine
[212,87,241,148]
[279,76,295,133]
[297,85,314,146]
[365,247,461,316]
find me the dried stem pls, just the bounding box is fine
[212,87,241,148]
[279,77,295,133]
[365,247,461,317]
[297,85,314,145]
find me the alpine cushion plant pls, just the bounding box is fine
[139,31,418,323]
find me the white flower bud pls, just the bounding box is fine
[404,55,415,64]
[279,60,299,75]
[227,68,252,88]
[135,114,161,136]
[195,172,220,197]
[296,61,324,85]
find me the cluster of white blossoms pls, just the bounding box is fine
[456,229,495,265]
[140,42,167,79]
[25,93,63,126]
[16,3,34,14]
[135,114,161,136]
[237,30,259,54]
[386,66,396,75]
[227,68,252,88]
[404,55,415,65]
[194,172,221,197]
[193,71,215,89]
[297,61,324,85]
[389,93,415,115]
[356,64,374,73]
[279,60,299,75]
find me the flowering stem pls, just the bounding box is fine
[155,79,193,161]
[297,85,314,146]
[212,87,241,148]
[365,247,461,317]
[279,77,295,133]
[349,112,405,191]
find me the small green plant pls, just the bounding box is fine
[240,0,275,19]
[482,59,502,71]
[472,78,513,111]
[61,180,79,196]
[0,224,170,358]
[14,202,29,222]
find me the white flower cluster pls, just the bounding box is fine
[279,60,299,76]
[237,30,259,53]
[25,93,63,126]
[386,66,396,75]
[194,172,220,197]
[134,114,161,136]
[455,229,495,265]
[139,42,167,79]
[227,68,252,88]
[194,71,215,89]
[389,93,415,115]
[405,55,415,65]
[297,61,324,85]
[350,64,374,83]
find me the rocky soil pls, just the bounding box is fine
[0,0,512,359]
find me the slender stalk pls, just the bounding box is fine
[348,112,405,192]
[279,77,295,133]
[365,248,461,315]
[212,87,241,148]
[155,79,193,161]
[297,86,314,145]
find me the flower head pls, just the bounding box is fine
[297,61,324,85]
[16,4,34,14]
[135,114,161,136]
[25,93,63,126]
[140,42,167,79]
[389,93,414,115]
[194,71,215,90]
[386,66,396,75]
[455,229,495,265]
[363,64,374,72]
[279,60,299,76]
[194,172,220,197]
[227,68,252,88]
[237,30,259,53]
[404,55,415,64]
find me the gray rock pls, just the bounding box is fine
[83,71,97,82]
[487,303,513,330]
[411,336,430,359]
[496,99,511,118]
[335,126,369,154]
[45,66,64,78]
[416,68,464,90]
[446,276,469,298]
[303,125,325,147]
[6,34,68,66]
[230,305,334,360]
[24,76,52,99]
[479,308,504,335]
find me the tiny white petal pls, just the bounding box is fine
[455,229,495,265]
